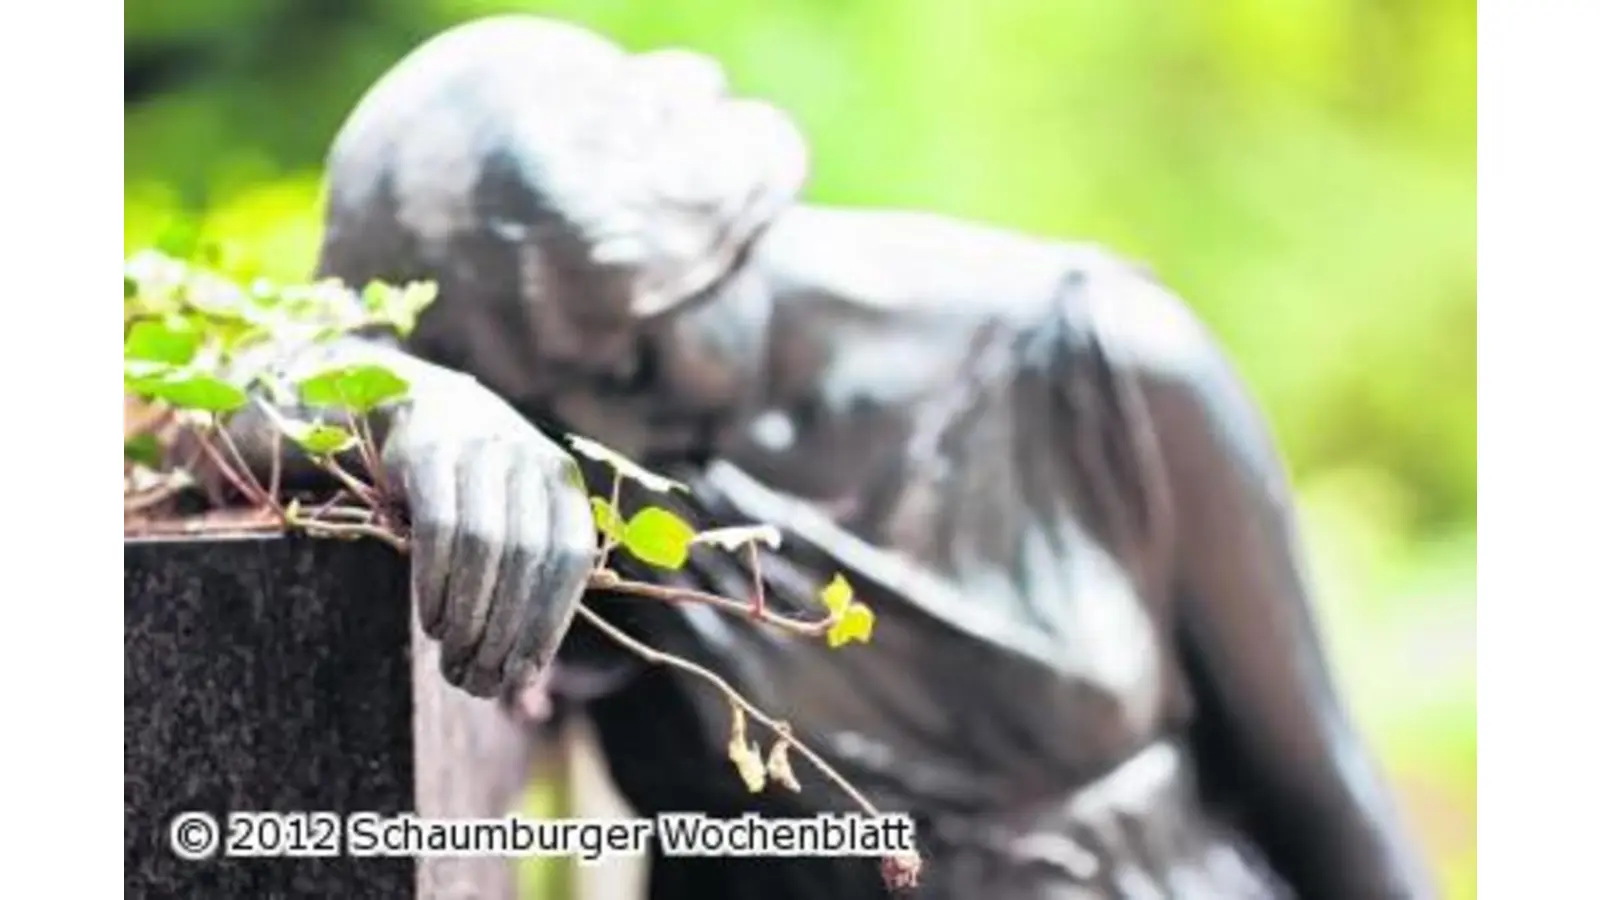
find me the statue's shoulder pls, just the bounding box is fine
[1046,241,1222,387]
[1048,241,1281,478]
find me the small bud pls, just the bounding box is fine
[731,741,767,793]
[726,706,766,793]
[880,851,923,892]
[766,727,800,792]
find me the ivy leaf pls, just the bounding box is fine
[820,573,854,616]
[124,318,200,366]
[296,364,410,414]
[362,280,439,336]
[565,434,686,494]
[130,371,248,413]
[183,271,253,322]
[621,506,696,569]
[731,739,767,793]
[726,707,766,794]
[209,320,271,355]
[827,603,876,649]
[589,497,627,544]
[766,734,801,792]
[281,420,358,457]
[123,250,188,310]
[124,359,175,383]
[124,434,163,468]
[692,524,782,551]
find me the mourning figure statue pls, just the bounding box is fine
[239,15,1438,900]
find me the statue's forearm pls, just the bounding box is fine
[216,328,494,492]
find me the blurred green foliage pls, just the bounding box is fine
[125,0,1476,896]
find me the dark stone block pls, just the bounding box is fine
[125,533,416,899]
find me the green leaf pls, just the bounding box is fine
[589,497,627,544]
[282,420,358,456]
[124,434,163,468]
[621,506,696,569]
[296,364,410,413]
[820,573,854,616]
[130,371,248,413]
[124,359,175,382]
[827,603,875,648]
[211,320,271,354]
[182,271,253,321]
[565,434,686,494]
[693,524,782,551]
[124,318,200,366]
[362,280,439,336]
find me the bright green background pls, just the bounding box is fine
[125,1,1476,896]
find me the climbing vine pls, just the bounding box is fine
[123,248,921,891]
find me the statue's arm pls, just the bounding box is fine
[1128,286,1437,899]
[218,317,597,701]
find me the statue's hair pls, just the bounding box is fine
[319,14,807,324]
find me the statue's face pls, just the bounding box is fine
[503,42,806,317]
[535,254,779,469]
[323,17,806,463]
[490,39,804,462]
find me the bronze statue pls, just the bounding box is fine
[256,15,1437,900]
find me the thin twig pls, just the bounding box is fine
[194,432,271,508]
[123,482,189,514]
[268,427,283,508]
[597,472,622,570]
[174,442,227,509]
[309,488,354,521]
[306,504,379,523]
[313,456,380,507]
[290,517,410,553]
[587,571,833,638]
[747,542,767,621]
[349,412,391,500]
[574,603,879,817]
[212,422,284,522]
[213,424,277,513]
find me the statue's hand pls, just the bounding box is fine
[383,373,597,699]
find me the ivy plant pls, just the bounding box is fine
[122,248,920,891]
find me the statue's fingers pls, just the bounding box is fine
[463,449,552,697]
[403,447,459,637]
[437,440,514,693]
[501,461,595,690]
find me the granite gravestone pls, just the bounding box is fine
[124,534,415,898]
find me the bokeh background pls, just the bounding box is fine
[124,0,1477,896]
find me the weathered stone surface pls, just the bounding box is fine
[124,533,415,898]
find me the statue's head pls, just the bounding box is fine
[317,15,808,458]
